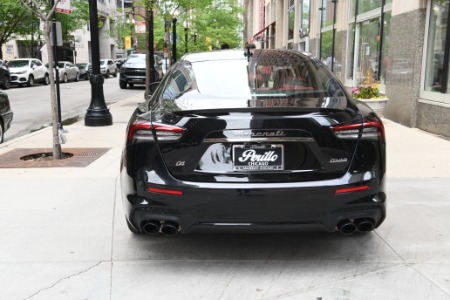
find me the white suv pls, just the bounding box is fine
[8,58,50,87]
[100,59,118,78]
[89,59,118,78]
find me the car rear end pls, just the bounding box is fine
[121,49,386,236]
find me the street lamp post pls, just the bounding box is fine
[85,0,113,126]
[145,2,155,99]
[172,18,177,63]
[184,21,188,54]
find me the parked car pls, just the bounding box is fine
[119,53,163,89]
[75,63,91,80]
[0,60,10,90]
[48,61,80,83]
[0,91,13,143]
[115,59,126,69]
[88,59,118,78]
[120,49,386,236]
[8,58,50,87]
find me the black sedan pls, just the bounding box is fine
[0,91,13,143]
[120,49,386,236]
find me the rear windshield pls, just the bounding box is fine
[157,49,349,110]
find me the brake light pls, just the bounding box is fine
[335,185,369,194]
[127,120,184,143]
[333,117,385,141]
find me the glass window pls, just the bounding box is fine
[380,11,391,84]
[302,0,310,34]
[425,0,449,93]
[321,30,334,67]
[346,23,356,80]
[321,0,335,28]
[358,0,382,15]
[288,8,295,40]
[357,18,380,84]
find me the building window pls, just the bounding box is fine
[320,0,337,71]
[287,0,295,49]
[425,0,450,94]
[346,0,391,88]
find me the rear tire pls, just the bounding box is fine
[105,70,110,78]
[75,73,79,82]
[113,69,118,77]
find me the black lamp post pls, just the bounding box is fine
[85,0,113,126]
[184,21,188,54]
[145,3,155,99]
[331,0,338,72]
[172,18,177,63]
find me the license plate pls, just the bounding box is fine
[233,144,284,171]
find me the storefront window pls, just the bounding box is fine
[321,30,334,67]
[346,23,356,80]
[358,18,380,84]
[321,0,335,28]
[380,11,391,84]
[288,7,295,41]
[358,0,383,15]
[425,0,449,93]
[301,0,310,35]
[346,0,391,86]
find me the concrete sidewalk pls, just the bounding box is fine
[0,95,449,300]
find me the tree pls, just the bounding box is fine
[18,0,63,159]
[0,0,40,59]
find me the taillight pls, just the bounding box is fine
[333,117,385,141]
[127,120,184,143]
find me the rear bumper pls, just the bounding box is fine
[121,169,386,234]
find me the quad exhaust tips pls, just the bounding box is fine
[337,218,375,235]
[141,220,180,236]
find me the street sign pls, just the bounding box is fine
[50,22,63,47]
[56,0,72,14]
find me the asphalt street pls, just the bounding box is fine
[0,93,449,299]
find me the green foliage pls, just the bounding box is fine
[53,0,90,40]
[0,0,40,58]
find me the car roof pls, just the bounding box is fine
[182,50,246,63]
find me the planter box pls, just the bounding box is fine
[359,98,388,117]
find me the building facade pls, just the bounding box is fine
[245,0,450,138]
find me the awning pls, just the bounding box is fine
[250,22,275,43]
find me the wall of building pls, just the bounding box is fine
[385,7,426,127]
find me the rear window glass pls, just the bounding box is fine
[157,50,348,109]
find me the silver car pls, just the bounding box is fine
[55,61,80,83]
